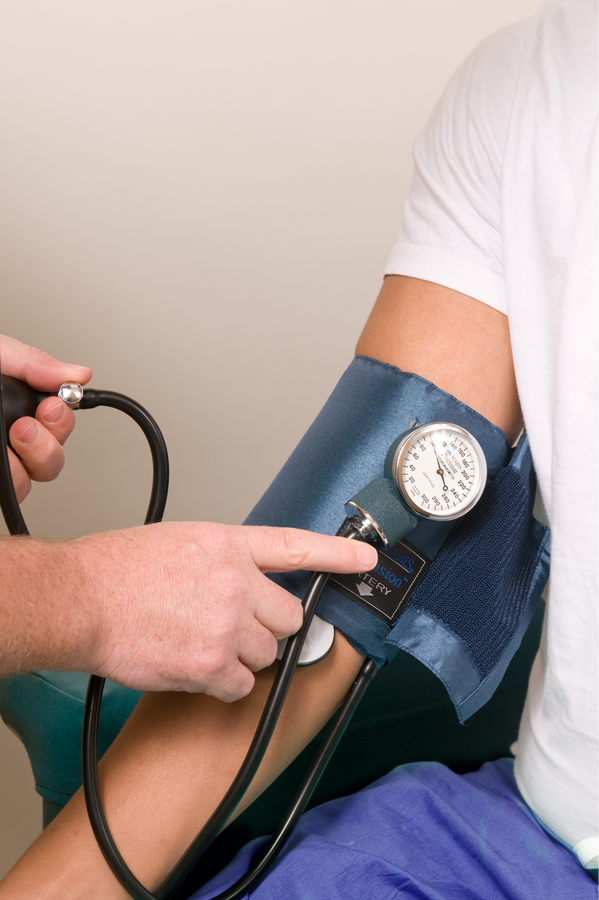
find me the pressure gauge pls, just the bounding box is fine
[390,422,487,521]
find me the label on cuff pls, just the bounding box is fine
[330,538,430,625]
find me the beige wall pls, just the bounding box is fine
[0,0,540,878]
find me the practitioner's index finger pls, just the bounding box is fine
[246,526,378,574]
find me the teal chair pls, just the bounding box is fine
[0,671,142,827]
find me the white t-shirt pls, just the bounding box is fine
[385,0,598,866]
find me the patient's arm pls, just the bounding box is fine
[0,276,523,899]
[357,276,522,444]
[0,635,365,900]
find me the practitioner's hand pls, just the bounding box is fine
[77,522,377,700]
[1,335,92,502]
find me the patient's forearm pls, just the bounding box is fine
[0,633,364,899]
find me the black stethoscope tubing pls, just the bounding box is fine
[0,378,377,900]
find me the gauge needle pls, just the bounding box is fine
[430,438,448,491]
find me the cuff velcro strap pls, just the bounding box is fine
[383,434,549,721]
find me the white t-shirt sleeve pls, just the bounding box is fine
[385,21,530,315]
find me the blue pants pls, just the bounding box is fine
[193,759,595,900]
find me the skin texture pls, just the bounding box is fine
[0,276,524,898]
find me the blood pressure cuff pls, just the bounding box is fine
[245,355,550,722]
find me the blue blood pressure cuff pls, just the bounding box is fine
[245,355,550,722]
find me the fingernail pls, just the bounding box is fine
[42,402,65,424]
[16,420,40,445]
[358,546,378,570]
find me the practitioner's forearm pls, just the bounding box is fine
[0,537,98,675]
[0,633,364,899]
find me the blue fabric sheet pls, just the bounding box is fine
[192,759,595,900]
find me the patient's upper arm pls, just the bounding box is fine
[356,275,522,442]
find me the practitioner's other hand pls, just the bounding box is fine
[1,334,92,502]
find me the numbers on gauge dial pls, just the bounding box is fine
[400,428,480,516]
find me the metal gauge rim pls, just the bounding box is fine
[392,422,487,521]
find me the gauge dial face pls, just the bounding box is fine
[392,422,487,521]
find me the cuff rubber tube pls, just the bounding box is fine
[346,476,418,547]
[245,356,550,720]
